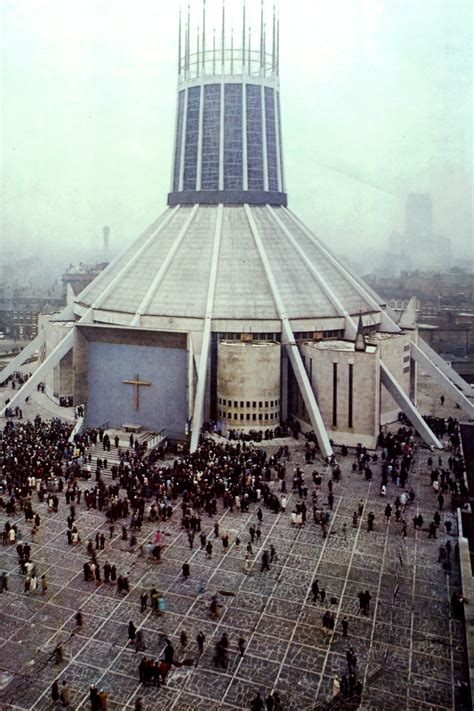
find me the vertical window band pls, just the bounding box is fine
[183,86,201,190]
[173,91,185,192]
[201,84,221,190]
[224,84,243,189]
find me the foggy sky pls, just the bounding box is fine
[1,0,472,265]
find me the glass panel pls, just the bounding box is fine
[265,87,278,191]
[201,84,221,190]
[183,86,201,190]
[276,90,284,189]
[224,84,243,189]
[173,91,185,191]
[246,84,264,189]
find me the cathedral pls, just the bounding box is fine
[2,1,472,454]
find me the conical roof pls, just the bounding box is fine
[74,203,388,329]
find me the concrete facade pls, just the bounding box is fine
[301,340,380,449]
[217,340,280,432]
[77,326,188,438]
[37,314,74,399]
[369,332,411,425]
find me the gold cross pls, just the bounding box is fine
[122,374,151,411]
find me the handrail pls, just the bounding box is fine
[68,417,84,443]
[147,430,166,449]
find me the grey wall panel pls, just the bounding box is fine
[86,342,187,437]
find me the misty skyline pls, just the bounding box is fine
[1,0,472,263]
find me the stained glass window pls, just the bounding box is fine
[224,84,243,190]
[276,90,284,190]
[201,84,221,190]
[246,84,264,190]
[265,87,278,192]
[173,91,185,192]
[183,86,201,191]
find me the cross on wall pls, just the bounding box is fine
[122,374,151,411]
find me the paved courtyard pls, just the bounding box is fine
[0,423,469,710]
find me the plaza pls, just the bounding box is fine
[0,406,468,710]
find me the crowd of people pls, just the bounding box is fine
[0,408,470,709]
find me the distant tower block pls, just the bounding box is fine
[103,225,110,261]
[217,340,281,432]
[405,194,433,238]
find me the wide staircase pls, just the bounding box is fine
[84,428,166,478]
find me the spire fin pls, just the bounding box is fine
[242,0,246,69]
[202,0,206,70]
[178,6,182,75]
[355,314,367,352]
[221,0,225,67]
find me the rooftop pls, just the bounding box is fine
[75,205,385,327]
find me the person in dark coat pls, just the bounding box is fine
[51,679,60,705]
[250,693,265,711]
[128,621,137,642]
[163,639,174,665]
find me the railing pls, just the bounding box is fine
[68,417,84,443]
[146,430,166,449]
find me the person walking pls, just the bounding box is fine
[250,692,265,711]
[59,680,70,707]
[261,550,270,572]
[363,590,371,615]
[367,511,375,532]
[51,679,60,707]
[128,621,137,643]
[196,631,205,656]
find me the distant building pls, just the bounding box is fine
[365,270,474,383]
[62,261,109,302]
[366,269,473,318]
[384,193,451,274]
[0,284,63,340]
